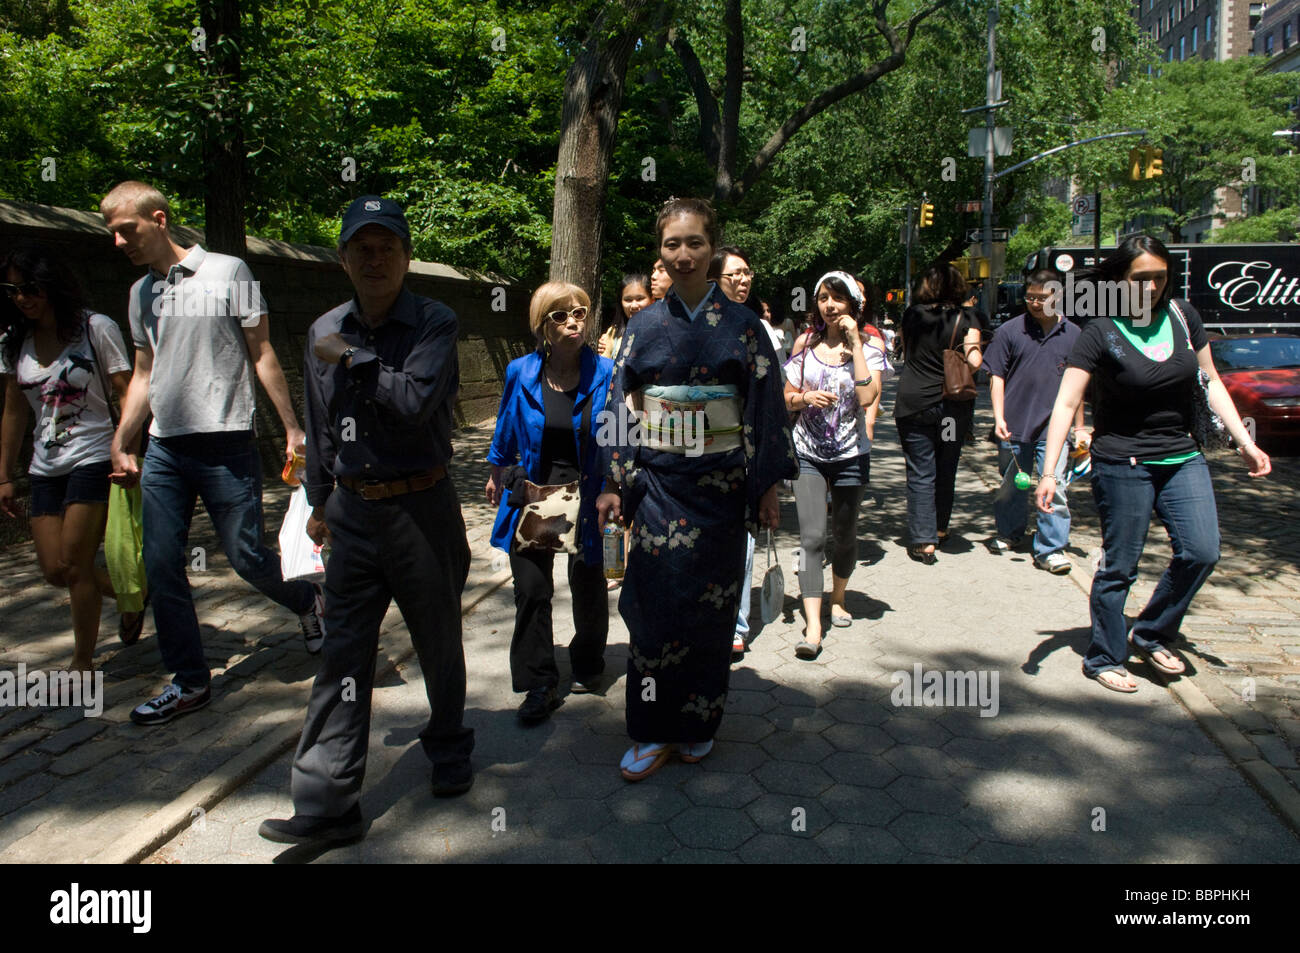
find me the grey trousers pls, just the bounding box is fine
[793,469,865,597]
[290,478,473,817]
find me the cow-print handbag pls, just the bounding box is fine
[513,392,591,555]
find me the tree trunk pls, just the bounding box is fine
[199,0,247,257]
[550,1,650,310]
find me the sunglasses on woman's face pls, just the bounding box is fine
[547,306,588,324]
[0,281,45,299]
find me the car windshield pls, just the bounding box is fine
[1210,337,1300,371]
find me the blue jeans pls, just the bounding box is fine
[1085,455,1220,678]
[896,401,972,545]
[735,533,754,640]
[995,439,1070,559]
[142,433,315,690]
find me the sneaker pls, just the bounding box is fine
[258,803,364,845]
[130,681,211,726]
[988,536,1019,553]
[299,584,326,654]
[731,634,746,659]
[1035,551,1072,575]
[517,686,561,725]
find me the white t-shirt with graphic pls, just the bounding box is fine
[0,313,131,476]
[784,345,879,462]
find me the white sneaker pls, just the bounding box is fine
[1034,551,1072,575]
[298,583,326,654]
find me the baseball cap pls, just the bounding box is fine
[340,195,410,244]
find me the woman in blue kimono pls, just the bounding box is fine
[596,198,797,781]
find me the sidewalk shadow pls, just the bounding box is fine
[1021,625,1092,676]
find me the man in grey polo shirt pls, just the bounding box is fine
[100,180,324,725]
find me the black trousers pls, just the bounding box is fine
[290,478,473,817]
[508,539,609,692]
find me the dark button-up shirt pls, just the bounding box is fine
[303,288,459,508]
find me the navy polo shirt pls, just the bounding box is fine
[982,312,1080,443]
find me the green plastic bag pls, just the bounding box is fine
[105,483,148,613]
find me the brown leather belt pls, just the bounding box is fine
[339,465,447,500]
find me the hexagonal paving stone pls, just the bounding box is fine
[527,798,614,839]
[606,784,692,825]
[769,681,834,706]
[881,715,953,747]
[824,697,891,726]
[745,792,834,836]
[759,729,833,764]
[586,822,680,863]
[821,675,881,699]
[820,783,904,826]
[548,762,629,800]
[820,722,895,755]
[715,713,776,744]
[699,740,768,774]
[738,833,831,864]
[682,770,764,808]
[661,847,745,864]
[726,689,778,716]
[941,735,1008,769]
[887,811,978,858]
[966,840,1043,863]
[884,775,967,816]
[765,705,836,734]
[881,744,959,780]
[668,806,758,851]
[752,760,834,798]
[821,751,900,788]
[568,731,634,767]
[815,823,906,863]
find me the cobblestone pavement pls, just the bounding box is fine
[0,425,505,863]
[141,386,1299,864]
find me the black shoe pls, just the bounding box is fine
[431,760,473,797]
[130,681,211,726]
[258,803,364,845]
[517,686,560,725]
[570,673,603,695]
[907,546,937,565]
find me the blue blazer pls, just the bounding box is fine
[487,346,615,566]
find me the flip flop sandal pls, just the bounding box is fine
[830,610,852,628]
[620,743,672,781]
[1091,670,1139,694]
[678,740,714,763]
[119,593,150,646]
[1136,645,1186,676]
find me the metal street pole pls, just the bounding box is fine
[982,0,997,314]
[904,204,914,309]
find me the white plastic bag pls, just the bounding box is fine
[279,485,325,581]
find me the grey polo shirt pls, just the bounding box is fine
[127,245,267,438]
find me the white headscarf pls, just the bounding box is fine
[814,270,864,308]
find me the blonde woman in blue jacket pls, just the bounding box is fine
[486,282,615,724]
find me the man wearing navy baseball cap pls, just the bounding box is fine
[261,195,475,846]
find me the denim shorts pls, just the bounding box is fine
[28,460,113,517]
[797,452,868,487]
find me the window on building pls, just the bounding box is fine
[1207,13,1214,42]
[1193,26,1198,50]
[1250,4,1267,33]
[1265,33,1275,55]
[1180,36,1186,59]
[1285,22,1293,49]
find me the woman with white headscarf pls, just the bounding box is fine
[783,272,881,659]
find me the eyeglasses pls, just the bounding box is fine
[1025,294,1053,303]
[546,306,589,324]
[723,269,755,280]
[1,281,44,299]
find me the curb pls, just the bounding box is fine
[97,565,513,865]
[967,440,1300,837]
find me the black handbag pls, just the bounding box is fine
[1167,300,1230,451]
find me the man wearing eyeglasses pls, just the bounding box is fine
[260,195,473,846]
[983,268,1087,572]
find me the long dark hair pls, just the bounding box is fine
[612,272,651,331]
[914,263,968,308]
[1084,233,1175,314]
[806,275,863,343]
[1,246,90,368]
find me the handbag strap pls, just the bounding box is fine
[947,309,966,352]
[766,527,776,567]
[1166,298,1194,352]
[81,314,119,428]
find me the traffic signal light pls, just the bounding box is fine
[1128,147,1143,181]
[919,202,935,227]
[1145,146,1163,178]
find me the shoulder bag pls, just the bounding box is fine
[942,310,977,401]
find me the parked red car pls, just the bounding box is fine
[1208,335,1300,452]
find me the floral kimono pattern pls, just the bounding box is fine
[602,284,797,743]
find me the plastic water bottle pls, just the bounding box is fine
[603,522,625,580]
